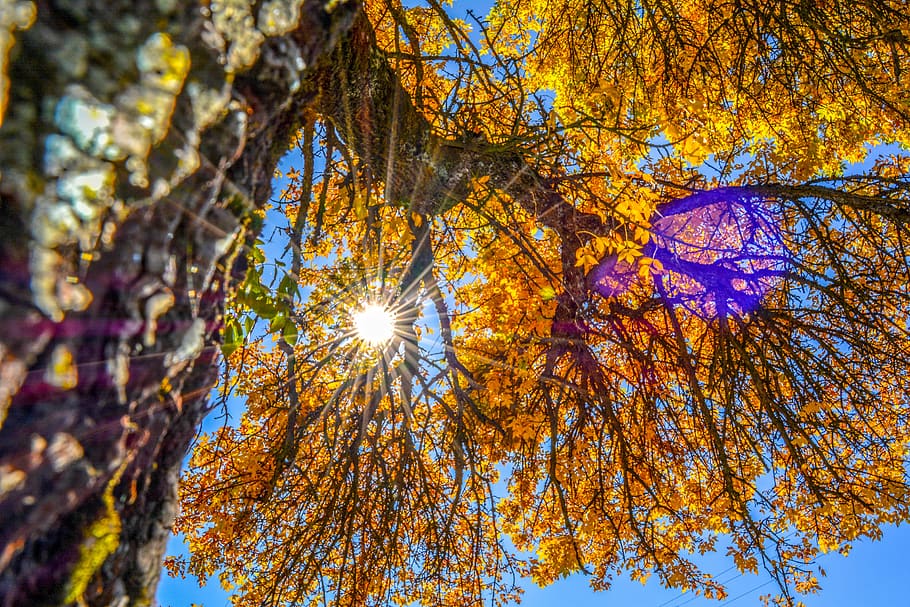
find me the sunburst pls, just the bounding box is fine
[351,303,396,346]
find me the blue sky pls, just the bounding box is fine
[158,524,910,606]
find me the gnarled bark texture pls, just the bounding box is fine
[0,1,356,605]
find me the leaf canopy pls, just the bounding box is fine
[174,1,910,606]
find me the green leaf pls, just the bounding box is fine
[221,316,241,358]
[269,313,287,334]
[250,296,278,319]
[278,273,299,301]
[249,245,266,264]
[282,322,299,345]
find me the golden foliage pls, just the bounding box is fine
[174,1,910,606]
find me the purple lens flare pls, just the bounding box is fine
[590,192,789,318]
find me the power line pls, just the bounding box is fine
[654,564,741,607]
[720,580,775,605]
[655,576,774,607]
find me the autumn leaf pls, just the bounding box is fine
[173,2,910,607]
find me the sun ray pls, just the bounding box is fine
[352,303,396,346]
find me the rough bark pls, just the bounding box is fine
[0,1,356,605]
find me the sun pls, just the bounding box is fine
[352,303,396,346]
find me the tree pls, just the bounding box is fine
[0,1,357,605]
[1,1,908,607]
[172,1,910,606]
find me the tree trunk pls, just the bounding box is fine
[0,1,356,605]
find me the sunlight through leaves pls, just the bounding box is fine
[351,303,396,346]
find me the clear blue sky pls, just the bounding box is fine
[158,525,910,606]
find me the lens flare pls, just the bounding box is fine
[352,304,395,346]
[591,196,787,318]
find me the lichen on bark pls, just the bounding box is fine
[0,0,359,604]
[62,461,127,605]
